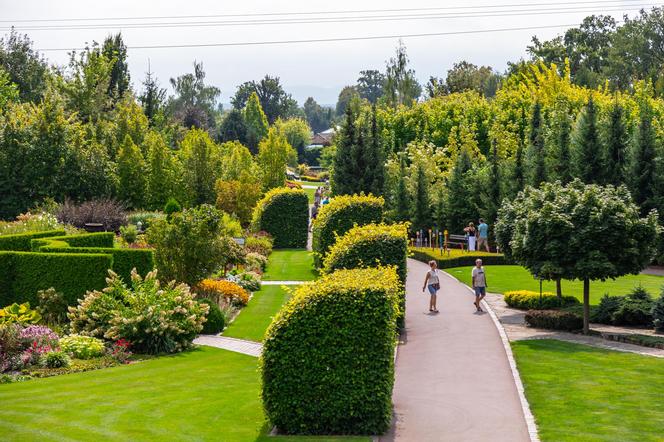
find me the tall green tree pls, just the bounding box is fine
[364,105,385,195]
[572,96,603,183]
[146,132,177,210]
[101,33,130,104]
[303,97,332,132]
[169,61,220,130]
[244,92,269,153]
[179,128,221,206]
[335,86,360,117]
[356,69,385,103]
[257,127,296,190]
[547,101,573,184]
[139,68,167,126]
[410,162,431,232]
[0,30,48,103]
[117,135,147,209]
[392,154,410,222]
[630,106,659,214]
[217,108,248,144]
[446,147,475,232]
[274,118,312,161]
[384,41,421,107]
[231,75,299,124]
[332,102,358,196]
[526,101,547,187]
[604,101,629,186]
[481,139,501,227]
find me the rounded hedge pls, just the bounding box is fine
[261,267,400,435]
[198,298,226,334]
[311,194,384,267]
[252,188,309,249]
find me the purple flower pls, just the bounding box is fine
[19,325,59,348]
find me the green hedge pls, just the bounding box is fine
[504,290,580,310]
[410,248,509,269]
[0,251,112,306]
[262,267,400,435]
[252,187,309,249]
[524,310,584,331]
[30,232,114,251]
[0,230,65,252]
[312,194,384,267]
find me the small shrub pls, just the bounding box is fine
[262,267,400,435]
[653,292,664,332]
[251,187,309,248]
[108,339,132,364]
[0,324,22,371]
[57,199,127,231]
[19,325,59,348]
[127,211,165,231]
[163,198,181,219]
[119,225,138,244]
[245,252,268,273]
[199,299,226,334]
[59,335,105,359]
[195,279,249,306]
[245,234,273,257]
[312,194,384,267]
[611,286,653,326]
[0,303,41,325]
[36,288,68,325]
[524,310,583,331]
[42,350,70,368]
[592,294,624,324]
[503,290,580,310]
[235,272,261,292]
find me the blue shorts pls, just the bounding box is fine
[427,284,438,295]
[474,286,486,296]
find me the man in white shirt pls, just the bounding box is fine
[471,259,488,312]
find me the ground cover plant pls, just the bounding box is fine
[223,285,293,342]
[262,249,317,281]
[446,265,664,306]
[512,339,664,441]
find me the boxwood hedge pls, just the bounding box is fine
[252,187,309,249]
[312,194,384,267]
[410,248,509,269]
[262,267,400,435]
[0,230,66,252]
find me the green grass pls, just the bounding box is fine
[0,346,368,441]
[512,339,664,441]
[445,265,664,305]
[224,285,294,342]
[263,249,317,281]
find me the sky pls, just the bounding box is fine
[0,0,656,106]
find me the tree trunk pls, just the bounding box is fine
[583,278,590,335]
[556,279,562,300]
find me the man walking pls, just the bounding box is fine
[477,218,490,252]
[472,259,487,312]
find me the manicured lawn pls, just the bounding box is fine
[0,346,368,441]
[224,285,294,342]
[445,265,664,305]
[512,339,664,441]
[263,249,317,281]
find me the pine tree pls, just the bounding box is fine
[630,106,658,214]
[410,162,431,232]
[332,103,358,195]
[512,107,526,195]
[526,101,546,187]
[434,184,446,229]
[139,67,167,126]
[365,105,385,195]
[446,147,475,232]
[572,96,603,183]
[549,105,573,184]
[482,139,501,226]
[117,134,146,209]
[604,101,629,186]
[145,132,175,210]
[243,92,269,153]
[393,155,410,222]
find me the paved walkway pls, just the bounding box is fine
[381,259,532,442]
[194,335,262,357]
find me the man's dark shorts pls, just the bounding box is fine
[474,286,486,296]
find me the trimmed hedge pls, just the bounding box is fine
[504,290,580,310]
[410,248,509,269]
[252,187,309,249]
[31,232,114,251]
[524,310,583,331]
[262,267,400,435]
[312,194,384,267]
[0,251,112,306]
[0,230,65,252]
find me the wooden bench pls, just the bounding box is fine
[445,234,467,253]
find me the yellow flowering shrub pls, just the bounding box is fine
[195,279,249,306]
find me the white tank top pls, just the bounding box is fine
[428,269,439,285]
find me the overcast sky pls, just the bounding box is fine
[0,0,652,106]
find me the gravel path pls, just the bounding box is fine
[194,335,262,357]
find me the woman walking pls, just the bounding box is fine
[465,222,477,251]
[422,260,441,313]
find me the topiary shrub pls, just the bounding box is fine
[503,290,580,310]
[652,292,664,332]
[198,298,226,334]
[251,187,309,248]
[262,267,400,435]
[524,310,583,331]
[0,230,65,252]
[312,194,384,267]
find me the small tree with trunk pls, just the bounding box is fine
[495,180,659,334]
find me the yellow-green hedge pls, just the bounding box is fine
[504,290,580,310]
[312,194,384,267]
[262,267,400,435]
[251,187,309,248]
[0,230,66,252]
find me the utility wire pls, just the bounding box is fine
[0,0,652,23]
[6,3,660,31]
[36,23,582,52]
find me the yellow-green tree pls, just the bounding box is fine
[117,134,147,209]
[257,127,296,190]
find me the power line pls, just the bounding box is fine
[6,3,659,31]
[36,23,582,52]
[0,0,654,23]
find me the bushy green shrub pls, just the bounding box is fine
[312,194,384,267]
[592,294,624,324]
[245,252,268,272]
[0,230,65,252]
[245,234,273,257]
[653,293,664,332]
[234,271,261,292]
[0,302,42,324]
[42,350,71,368]
[164,198,182,219]
[59,334,105,359]
[36,288,68,325]
[612,287,654,326]
[127,211,165,230]
[119,225,138,244]
[262,267,400,435]
[199,298,226,334]
[503,290,580,310]
[251,187,309,248]
[524,310,583,331]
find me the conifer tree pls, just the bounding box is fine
[410,162,431,232]
[482,139,501,226]
[526,101,547,187]
[332,103,358,196]
[512,107,527,195]
[117,134,146,209]
[446,147,475,232]
[392,154,410,222]
[365,105,385,196]
[630,105,658,214]
[604,101,629,186]
[146,132,175,210]
[572,96,603,183]
[244,92,269,153]
[549,104,573,183]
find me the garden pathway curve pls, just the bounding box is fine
[380,259,533,442]
[194,335,262,357]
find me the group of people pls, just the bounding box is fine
[463,218,490,252]
[310,186,330,228]
[423,258,488,314]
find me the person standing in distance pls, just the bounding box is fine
[477,218,490,252]
[472,259,487,312]
[422,260,440,313]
